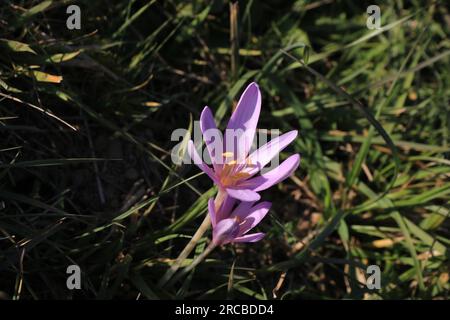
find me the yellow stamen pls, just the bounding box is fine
[246,157,256,168]
[222,152,234,158]
[234,172,251,180]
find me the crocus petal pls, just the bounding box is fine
[246,130,298,176]
[233,232,265,243]
[213,218,240,245]
[216,195,236,222]
[242,154,300,191]
[187,140,218,183]
[226,187,261,202]
[200,106,223,170]
[224,82,261,161]
[208,198,217,227]
[231,201,271,236]
[230,200,254,219]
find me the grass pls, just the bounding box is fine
[0,0,449,300]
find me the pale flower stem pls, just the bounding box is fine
[167,241,217,287]
[158,214,210,287]
[158,189,226,287]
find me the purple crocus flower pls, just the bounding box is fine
[188,82,300,202]
[208,197,271,245]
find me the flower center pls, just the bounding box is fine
[218,152,253,186]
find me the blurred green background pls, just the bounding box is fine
[0,0,449,299]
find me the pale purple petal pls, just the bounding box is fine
[187,140,218,183]
[226,187,261,202]
[208,198,217,227]
[213,218,240,245]
[231,201,271,236]
[230,200,254,218]
[233,232,265,243]
[216,195,236,221]
[242,154,300,191]
[200,106,223,169]
[224,82,261,160]
[246,130,298,176]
